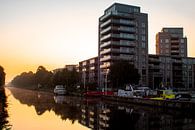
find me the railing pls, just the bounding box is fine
[100,19,112,28]
[100,41,135,48]
[100,26,112,34]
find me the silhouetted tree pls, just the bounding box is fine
[0,66,6,87]
[11,71,35,87]
[109,61,140,89]
[52,68,80,92]
[35,66,53,88]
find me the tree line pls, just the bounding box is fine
[11,61,140,92]
[0,66,6,87]
[11,66,80,93]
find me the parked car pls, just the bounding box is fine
[54,85,66,95]
[175,93,191,101]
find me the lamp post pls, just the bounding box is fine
[83,68,86,92]
[105,64,109,95]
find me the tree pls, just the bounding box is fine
[11,71,35,87]
[35,66,53,88]
[0,66,6,86]
[109,61,140,89]
[52,68,80,92]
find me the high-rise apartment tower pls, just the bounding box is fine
[98,3,148,88]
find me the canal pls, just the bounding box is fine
[1,87,195,130]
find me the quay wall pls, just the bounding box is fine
[102,96,195,109]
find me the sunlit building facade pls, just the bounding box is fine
[156,28,187,57]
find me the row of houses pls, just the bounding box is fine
[78,3,195,90]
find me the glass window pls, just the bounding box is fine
[142,29,145,34]
[141,23,146,28]
[142,36,146,41]
[165,39,169,43]
[160,39,163,43]
[141,42,146,48]
[181,39,184,43]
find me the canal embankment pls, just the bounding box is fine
[102,95,195,110]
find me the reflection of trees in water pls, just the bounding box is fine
[0,88,11,129]
[9,87,81,123]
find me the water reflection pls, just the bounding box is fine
[8,87,195,130]
[9,87,81,123]
[0,88,11,130]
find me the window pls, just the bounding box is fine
[134,8,139,13]
[141,42,146,48]
[141,23,146,28]
[142,29,145,34]
[160,39,163,43]
[181,39,184,43]
[142,36,146,41]
[142,69,146,75]
[165,39,169,43]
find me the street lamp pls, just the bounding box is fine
[83,68,86,92]
[105,64,109,95]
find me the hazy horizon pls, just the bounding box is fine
[1,0,195,82]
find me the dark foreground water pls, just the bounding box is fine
[1,87,195,130]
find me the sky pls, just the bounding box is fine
[1,0,195,81]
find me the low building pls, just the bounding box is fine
[79,57,98,90]
[148,54,195,89]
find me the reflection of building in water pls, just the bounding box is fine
[80,101,111,130]
[98,104,110,129]
[80,102,99,129]
[79,100,195,130]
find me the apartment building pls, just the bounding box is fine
[79,57,98,89]
[148,54,195,89]
[156,28,187,57]
[79,3,195,90]
[98,3,148,88]
[150,27,195,89]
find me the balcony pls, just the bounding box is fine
[100,41,135,48]
[171,45,179,49]
[100,48,111,55]
[100,48,135,55]
[113,33,136,40]
[112,19,136,26]
[100,55,134,62]
[100,19,112,28]
[119,26,136,33]
[100,33,136,41]
[149,58,160,63]
[100,26,112,35]
[171,50,179,53]
[100,34,112,41]
[100,12,111,21]
[100,62,111,69]
[100,56,112,62]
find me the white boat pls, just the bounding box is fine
[54,85,66,95]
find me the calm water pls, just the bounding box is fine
[2,87,195,130]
